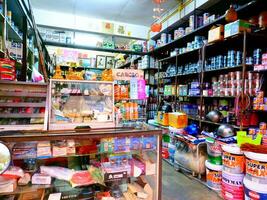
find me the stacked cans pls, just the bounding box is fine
[221,144,245,200]
[210,71,259,97]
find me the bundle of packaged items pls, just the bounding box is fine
[0,58,16,81]
[253,91,267,111]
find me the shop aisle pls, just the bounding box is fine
[162,161,222,200]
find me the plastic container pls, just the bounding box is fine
[244,175,267,200]
[205,160,222,191]
[221,171,244,200]
[244,151,267,184]
[222,144,244,174]
[206,137,222,165]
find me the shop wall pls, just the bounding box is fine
[33,8,149,39]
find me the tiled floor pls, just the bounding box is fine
[162,161,222,200]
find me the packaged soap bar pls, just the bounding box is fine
[0,176,17,193]
[37,141,51,158]
[32,173,51,185]
[52,141,67,157]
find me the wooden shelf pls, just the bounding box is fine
[0,102,46,107]
[0,113,44,118]
[0,91,47,97]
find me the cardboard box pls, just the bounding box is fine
[168,112,188,129]
[208,25,224,43]
[157,111,169,126]
[224,20,251,38]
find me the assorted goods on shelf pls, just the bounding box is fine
[150,12,217,49]
[0,134,157,200]
[0,82,47,126]
[39,26,146,53]
[150,103,207,174]
[114,80,147,123]
[253,91,267,111]
[166,36,206,57]
[138,56,158,70]
[50,80,114,126]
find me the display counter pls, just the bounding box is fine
[0,126,162,200]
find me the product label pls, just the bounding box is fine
[206,168,222,184]
[223,152,245,172]
[209,144,222,154]
[246,158,267,178]
[222,175,243,186]
[245,187,267,200]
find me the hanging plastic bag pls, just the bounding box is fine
[31,66,44,83]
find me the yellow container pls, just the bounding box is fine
[168,112,188,129]
[157,111,169,126]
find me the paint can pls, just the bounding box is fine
[205,160,222,190]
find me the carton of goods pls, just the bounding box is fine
[224,20,251,38]
[168,112,188,129]
[208,25,224,43]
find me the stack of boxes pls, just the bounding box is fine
[253,91,267,111]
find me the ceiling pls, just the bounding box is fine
[31,0,178,26]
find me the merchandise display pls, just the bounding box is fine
[1,0,267,199]
[0,128,162,200]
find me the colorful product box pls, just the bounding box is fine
[224,20,251,39]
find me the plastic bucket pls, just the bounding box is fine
[205,160,222,191]
[244,175,267,200]
[244,151,267,184]
[221,171,244,200]
[222,144,244,174]
[206,137,222,165]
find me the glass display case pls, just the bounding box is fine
[0,127,162,200]
[49,79,115,130]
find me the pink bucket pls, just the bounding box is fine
[221,171,244,200]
